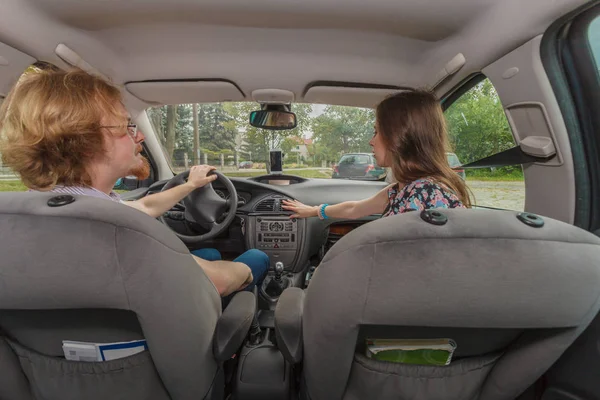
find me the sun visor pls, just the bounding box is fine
[0,42,36,98]
[125,80,245,105]
[303,85,405,108]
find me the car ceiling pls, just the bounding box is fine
[0,0,588,110]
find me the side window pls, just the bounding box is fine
[444,77,525,211]
[339,155,355,164]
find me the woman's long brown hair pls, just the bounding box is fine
[376,90,472,207]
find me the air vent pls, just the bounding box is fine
[255,198,276,212]
[325,233,342,254]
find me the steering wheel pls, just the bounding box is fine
[158,170,238,244]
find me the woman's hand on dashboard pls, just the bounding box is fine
[282,199,318,218]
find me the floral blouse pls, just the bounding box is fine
[382,178,465,217]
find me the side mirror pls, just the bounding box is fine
[113,178,124,190]
[113,176,139,191]
[249,110,297,130]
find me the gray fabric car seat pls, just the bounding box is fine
[275,208,600,400]
[0,192,255,400]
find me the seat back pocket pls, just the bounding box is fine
[6,338,171,400]
[344,352,501,400]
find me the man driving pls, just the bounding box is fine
[0,68,269,298]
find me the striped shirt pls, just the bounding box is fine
[37,185,123,203]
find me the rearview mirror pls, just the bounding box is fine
[249,110,297,130]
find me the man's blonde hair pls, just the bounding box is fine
[0,68,123,189]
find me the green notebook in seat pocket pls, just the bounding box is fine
[365,338,457,366]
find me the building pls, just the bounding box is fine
[290,137,313,162]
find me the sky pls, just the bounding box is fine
[309,104,326,118]
[300,103,326,138]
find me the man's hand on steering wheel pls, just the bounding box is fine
[159,168,239,244]
[187,165,218,188]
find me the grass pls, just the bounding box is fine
[0,180,135,193]
[465,168,524,182]
[465,175,525,182]
[0,180,27,192]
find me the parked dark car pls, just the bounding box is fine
[332,153,386,180]
[334,152,465,181]
[446,152,466,180]
[238,161,254,169]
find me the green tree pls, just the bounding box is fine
[197,103,237,152]
[223,102,266,162]
[148,103,237,164]
[165,105,178,159]
[193,103,199,163]
[445,79,514,164]
[175,104,193,158]
[147,105,191,156]
[311,106,375,163]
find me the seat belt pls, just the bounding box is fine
[459,146,555,169]
[458,136,557,169]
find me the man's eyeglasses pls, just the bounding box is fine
[101,123,139,140]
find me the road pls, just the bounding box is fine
[467,180,525,211]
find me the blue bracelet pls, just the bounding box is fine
[320,203,329,220]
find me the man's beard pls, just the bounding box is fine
[129,145,151,180]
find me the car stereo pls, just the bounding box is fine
[255,216,297,250]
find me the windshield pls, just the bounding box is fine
[147,102,380,180]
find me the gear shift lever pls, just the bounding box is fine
[265,261,288,298]
[274,261,284,282]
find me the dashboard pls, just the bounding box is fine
[213,189,252,206]
[136,174,387,273]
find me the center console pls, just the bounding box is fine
[246,208,305,271]
[256,218,296,248]
[243,195,309,311]
[232,197,306,399]
[233,325,292,400]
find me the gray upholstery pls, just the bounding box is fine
[7,337,170,400]
[274,287,305,364]
[0,336,31,399]
[213,291,256,362]
[275,208,600,400]
[0,192,245,400]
